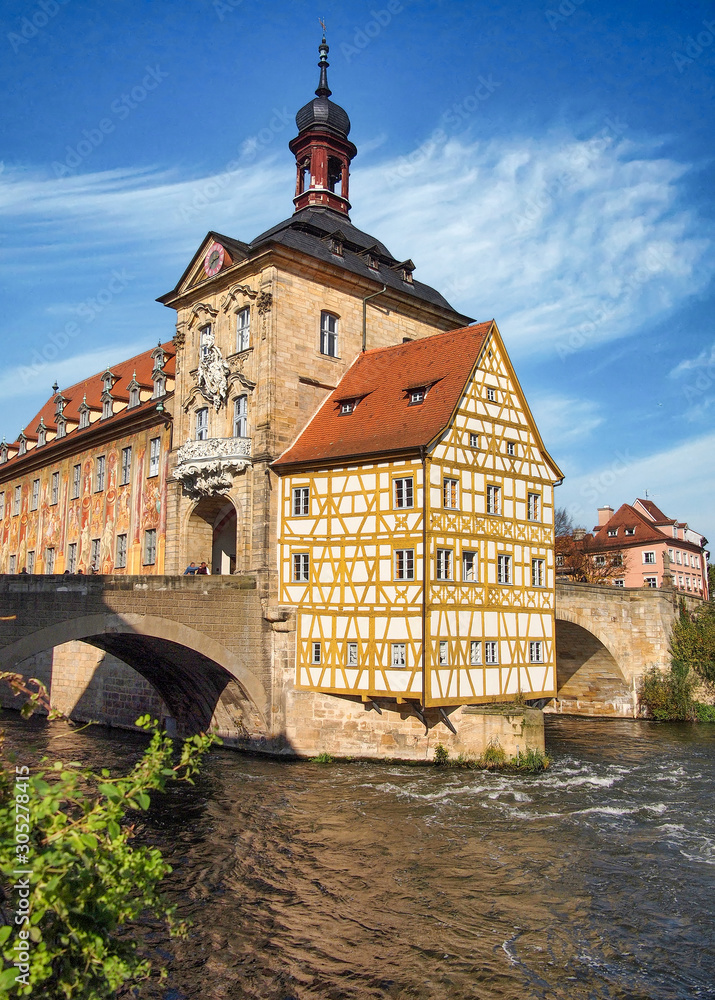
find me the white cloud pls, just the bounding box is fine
[528,393,603,445]
[555,432,715,544]
[669,342,715,378]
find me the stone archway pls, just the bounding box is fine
[186,496,237,574]
[551,617,635,717]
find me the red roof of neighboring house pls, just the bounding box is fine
[583,502,706,554]
[273,323,492,468]
[635,498,675,525]
[1,342,175,468]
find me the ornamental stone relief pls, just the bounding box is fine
[174,437,252,499]
[196,331,230,411]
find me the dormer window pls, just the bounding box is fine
[330,235,344,256]
[393,259,415,284]
[624,527,635,536]
[151,344,167,372]
[17,434,27,457]
[56,417,66,440]
[152,374,166,399]
[607,528,618,537]
[78,398,91,429]
[102,370,115,393]
[409,388,426,405]
[54,393,67,417]
[36,420,47,447]
[368,254,379,271]
[340,400,355,414]
[0,442,7,464]
[102,396,113,420]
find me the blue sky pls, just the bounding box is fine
[1,0,714,545]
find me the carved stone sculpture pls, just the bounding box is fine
[173,437,251,499]
[196,331,230,411]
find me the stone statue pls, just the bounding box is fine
[197,330,230,411]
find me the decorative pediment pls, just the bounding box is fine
[174,437,252,499]
[151,344,167,371]
[220,283,258,312]
[36,417,47,446]
[227,370,256,392]
[188,303,218,330]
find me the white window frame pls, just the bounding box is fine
[393,476,414,509]
[487,387,496,402]
[391,642,406,668]
[236,307,251,352]
[532,558,545,587]
[486,484,501,515]
[143,528,157,566]
[71,463,81,499]
[497,554,512,585]
[527,493,540,521]
[116,534,127,569]
[645,576,657,588]
[196,407,209,442]
[120,447,132,486]
[485,640,499,664]
[643,551,656,564]
[506,441,516,456]
[102,397,113,419]
[394,549,415,581]
[95,456,106,493]
[292,487,309,517]
[233,396,247,438]
[30,479,39,511]
[67,542,77,574]
[436,548,453,581]
[292,552,310,583]
[50,471,59,505]
[320,311,339,357]
[529,641,543,664]
[152,374,166,399]
[439,640,448,665]
[462,551,477,582]
[13,485,21,516]
[443,478,459,510]
[149,437,161,477]
[346,642,358,666]
[470,640,481,665]
[45,547,56,574]
[200,324,212,362]
[613,579,625,588]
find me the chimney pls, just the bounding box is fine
[573,528,586,541]
[597,505,614,526]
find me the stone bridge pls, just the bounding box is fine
[0,575,294,747]
[552,581,703,717]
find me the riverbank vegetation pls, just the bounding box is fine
[433,740,550,772]
[639,601,715,721]
[0,673,217,999]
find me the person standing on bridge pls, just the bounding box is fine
[196,562,209,575]
[183,562,198,575]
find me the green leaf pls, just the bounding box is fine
[0,925,11,945]
[108,820,121,839]
[0,966,19,989]
[135,791,151,810]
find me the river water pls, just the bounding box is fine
[3,713,714,1000]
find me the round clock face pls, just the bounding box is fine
[204,242,225,277]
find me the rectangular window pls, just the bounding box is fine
[120,447,132,486]
[393,476,414,509]
[67,542,77,574]
[436,548,453,580]
[149,438,161,477]
[143,529,157,566]
[0,493,4,519]
[462,551,477,582]
[236,307,250,352]
[45,547,55,574]
[30,479,39,511]
[200,324,212,361]
[346,642,358,666]
[320,311,338,357]
[527,493,540,521]
[645,576,657,588]
[676,551,682,564]
[485,641,499,664]
[614,579,625,588]
[497,554,512,584]
[443,478,459,509]
[469,432,479,448]
[643,551,656,564]
[90,538,100,570]
[608,528,618,537]
[233,396,247,438]
[391,643,406,667]
[487,387,496,402]
[394,549,414,581]
[594,555,606,566]
[470,640,481,665]
[409,388,425,405]
[116,534,127,569]
[312,642,322,664]
[196,408,209,442]
[506,442,516,456]
[625,527,635,536]
[292,552,309,582]
[71,463,81,499]
[439,640,448,665]
[684,553,690,567]
[292,487,310,516]
[95,456,106,492]
[529,641,543,663]
[9,555,16,573]
[51,471,59,505]
[532,558,545,587]
[13,486,21,515]
[26,551,35,574]
[486,484,501,515]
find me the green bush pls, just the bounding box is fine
[0,674,217,999]
[433,743,450,766]
[671,601,715,684]
[310,751,334,763]
[480,741,506,768]
[639,660,696,720]
[509,747,550,772]
[694,702,715,722]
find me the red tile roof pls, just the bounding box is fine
[583,502,706,554]
[1,342,175,467]
[635,498,674,524]
[273,323,492,468]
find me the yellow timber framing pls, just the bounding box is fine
[276,322,564,708]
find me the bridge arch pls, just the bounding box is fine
[0,612,268,737]
[553,609,633,715]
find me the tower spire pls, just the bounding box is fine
[316,30,331,98]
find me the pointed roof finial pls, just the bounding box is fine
[316,22,331,98]
[52,380,59,394]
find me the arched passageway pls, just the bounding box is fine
[553,618,634,716]
[187,496,237,574]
